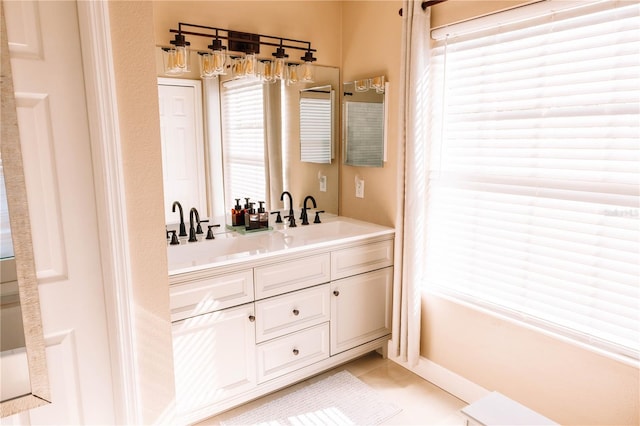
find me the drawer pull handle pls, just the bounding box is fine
[292,309,300,316]
[293,348,299,355]
[248,315,256,322]
[333,290,340,296]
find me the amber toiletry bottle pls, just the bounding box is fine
[258,201,268,228]
[231,198,244,226]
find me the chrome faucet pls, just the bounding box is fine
[301,195,317,226]
[172,201,187,237]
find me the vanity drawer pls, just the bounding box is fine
[331,239,394,280]
[254,253,331,299]
[255,284,330,343]
[169,270,254,322]
[256,322,329,383]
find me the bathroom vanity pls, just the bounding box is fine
[167,216,394,424]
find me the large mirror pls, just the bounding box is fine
[158,58,340,226]
[343,76,388,168]
[1,4,50,416]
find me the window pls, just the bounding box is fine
[220,80,267,209]
[424,1,640,361]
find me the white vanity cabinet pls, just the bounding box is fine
[168,225,394,425]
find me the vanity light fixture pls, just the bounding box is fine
[164,22,318,85]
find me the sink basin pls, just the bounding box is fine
[167,216,394,274]
[278,219,386,243]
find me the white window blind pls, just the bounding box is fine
[425,1,640,361]
[300,97,332,164]
[220,80,267,209]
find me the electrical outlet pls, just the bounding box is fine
[355,179,365,198]
[319,175,327,192]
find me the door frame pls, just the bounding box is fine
[76,2,139,424]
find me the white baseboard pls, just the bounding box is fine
[387,343,490,404]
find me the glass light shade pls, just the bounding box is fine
[231,57,245,79]
[371,75,385,93]
[163,48,181,75]
[354,78,370,92]
[211,49,226,74]
[274,57,286,80]
[175,45,189,72]
[286,64,299,86]
[199,52,216,79]
[261,60,275,83]
[300,61,315,83]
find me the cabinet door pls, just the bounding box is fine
[172,304,256,419]
[330,267,393,355]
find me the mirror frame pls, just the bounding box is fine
[1,3,51,417]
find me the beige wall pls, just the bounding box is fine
[340,1,402,227]
[108,2,175,423]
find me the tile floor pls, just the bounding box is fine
[199,351,468,425]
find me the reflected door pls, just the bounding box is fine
[158,79,207,222]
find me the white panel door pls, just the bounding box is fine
[4,1,115,423]
[157,79,206,223]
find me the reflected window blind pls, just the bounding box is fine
[221,80,267,208]
[345,101,384,167]
[425,1,640,360]
[300,97,332,163]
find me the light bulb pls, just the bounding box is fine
[244,53,257,76]
[355,78,370,92]
[371,76,385,93]
[261,60,275,83]
[175,45,188,71]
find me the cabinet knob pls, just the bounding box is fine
[333,290,340,296]
[248,315,255,322]
[292,309,299,316]
[292,348,299,356]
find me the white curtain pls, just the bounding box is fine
[391,0,431,366]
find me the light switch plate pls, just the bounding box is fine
[355,179,365,198]
[319,175,327,192]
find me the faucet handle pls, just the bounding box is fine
[313,211,325,224]
[271,211,283,223]
[206,224,221,240]
[168,230,180,245]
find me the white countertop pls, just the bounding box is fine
[167,216,394,275]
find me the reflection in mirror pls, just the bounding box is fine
[299,85,334,164]
[343,76,388,167]
[158,59,340,224]
[1,3,50,415]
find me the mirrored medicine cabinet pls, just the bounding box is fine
[343,76,388,168]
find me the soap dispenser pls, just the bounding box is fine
[258,201,269,228]
[245,202,260,230]
[231,198,244,226]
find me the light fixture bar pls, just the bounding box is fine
[169,23,316,55]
